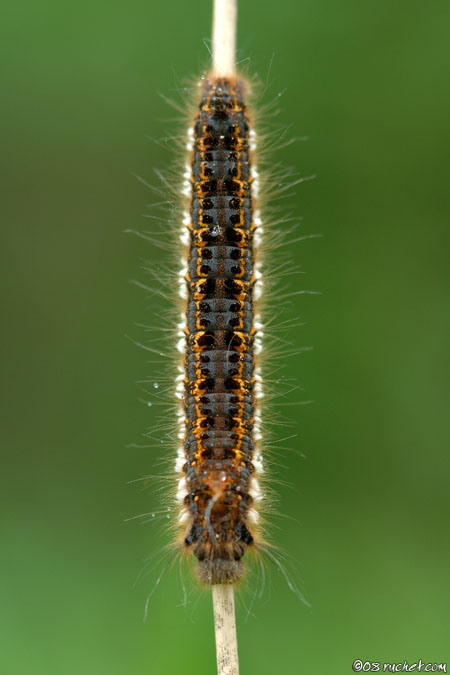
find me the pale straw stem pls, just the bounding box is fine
[211,2,239,673]
[212,585,240,675]
[212,0,237,76]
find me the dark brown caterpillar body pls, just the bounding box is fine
[179,77,261,584]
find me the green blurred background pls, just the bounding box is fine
[2,0,449,673]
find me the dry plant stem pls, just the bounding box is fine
[211,2,240,674]
[212,0,237,76]
[212,585,240,675]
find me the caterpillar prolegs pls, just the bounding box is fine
[176,76,264,586]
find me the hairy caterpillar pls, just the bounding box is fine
[176,75,263,586]
[130,1,313,672]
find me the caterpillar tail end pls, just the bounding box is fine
[196,559,245,585]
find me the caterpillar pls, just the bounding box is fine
[176,75,263,586]
[132,1,311,672]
